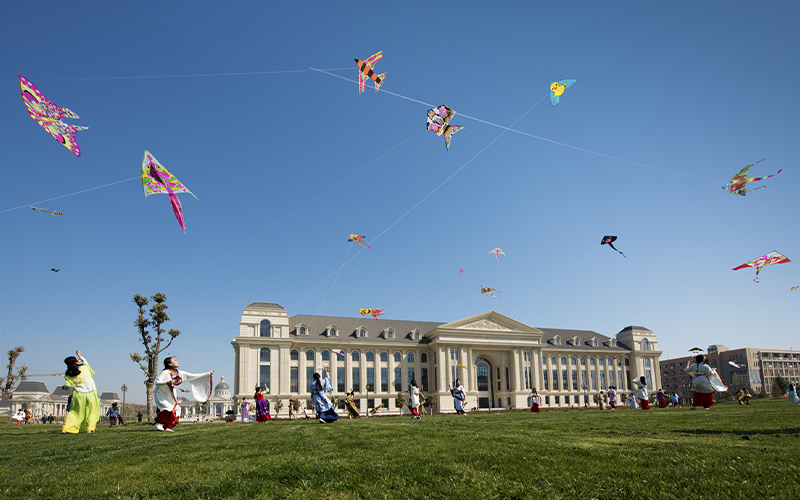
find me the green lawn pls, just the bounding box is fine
[2,399,799,499]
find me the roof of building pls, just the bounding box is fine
[215,377,230,390]
[245,302,285,311]
[288,315,442,345]
[99,392,120,401]
[12,381,50,394]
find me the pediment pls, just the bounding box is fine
[460,318,513,331]
[437,311,543,336]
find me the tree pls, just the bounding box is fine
[1,346,28,399]
[421,393,437,415]
[771,376,790,398]
[274,398,284,417]
[129,293,181,423]
[395,392,407,414]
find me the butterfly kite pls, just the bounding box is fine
[141,151,197,233]
[348,234,371,249]
[489,248,505,261]
[359,308,384,320]
[792,286,799,291]
[550,79,576,106]
[732,251,790,283]
[426,105,464,151]
[722,157,782,196]
[601,236,626,258]
[50,268,60,272]
[19,74,88,156]
[688,347,703,354]
[30,206,63,216]
[481,286,500,298]
[728,361,744,369]
[355,51,385,93]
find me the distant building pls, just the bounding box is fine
[659,345,800,401]
[231,302,663,415]
[2,382,122,420]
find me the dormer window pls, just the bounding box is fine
[385,330,394,339]
[552,336,561,345]
[328,327,337,337]
[412,330,421,340]
[358,328,367,338]
[298,326,307,336]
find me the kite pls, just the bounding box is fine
[550,79,576,106]
[791,286,799,291]
[732,251,791,283]
[722,157,782,196]
[19,74,88,156]
[426,105,464,150]
[355,51,385,93]
[688,347,703,354]
[481,286,500,298]
[141,150,198,233]
[709,370,728,392]
[348,234,371,249]
[489,248,505,260]
[50,268,60,272]
[30,206,63,216]
[359,308,384,320]
[728,361,744,369]
[459,269,465,275]
[332,349,344,356]
[601,236,626,258]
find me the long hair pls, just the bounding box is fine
[163,357,174,370]
[64,356,80,378]
[312,372,322,391]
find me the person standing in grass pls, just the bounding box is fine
[450,379,466,415]
[656,388,667,408]
[607,386,617,410]
[106,402,120,427]
[670,392,680,408]
[684,355,715,410]
[240,397,252,423]
[408,379,422,419]
[787,383,799,404]
[59,350,101,434]
[311,368,338,423]
[344,390,359,419]
[254,387,271,422]
[632,376,650,410]
[154,356,214,432]
[529,388,541,413]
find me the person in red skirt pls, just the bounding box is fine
[684,355,715,410]
[632,376,650,409]
[529,388,541,413]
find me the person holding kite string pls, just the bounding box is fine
[310,368,339,423]
[450,379,466,416]
[60,349,101,434]
[684,355,715,410]
[408,379,422,419]
[529,388,541,413]
[632,376,650,410]
[154,356,213,431]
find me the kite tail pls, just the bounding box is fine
[750,169,782,183]
[168,192,186,233]
[608,242,626,258]
[374,73,386,91]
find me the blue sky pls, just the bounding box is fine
[2,2,798,403]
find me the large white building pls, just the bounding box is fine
[231,302,662,415]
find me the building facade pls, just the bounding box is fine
[231,302,662,415]
[660,345,800,401]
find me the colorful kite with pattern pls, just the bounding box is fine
[728,361,744,369]
[489,248,505,260]
[722,157,782,196]
[688,347,703,354]
[141,151,197,233]
[481,286,500,298]
[732,251,790,283]
[19,74,88,156]
[550,79,576,106]
[459,269,465,275]
[426,105,464,150]
[792,286,799,291]
[348,234,371,249]
[601,236,626,258]
[30,206,64,216]
[359,308,384,320]
[355,51,385,93]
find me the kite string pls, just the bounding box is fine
[0,176,141,214]
[311,67,720,183]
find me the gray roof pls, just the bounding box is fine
[289,314,442,345]
[13,381,50,394]
[99,392,120,401]
[537,328,627,352]
[245,302,285,311]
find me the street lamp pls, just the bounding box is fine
[582,383,588,407]
[120,383,128,425]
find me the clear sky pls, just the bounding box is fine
[1,2,798,404]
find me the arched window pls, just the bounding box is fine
[380,351,388,362]
[259,320,271,337]
[477,363,489,391]
[290,349,298,361]
[366,352,374,362]
[260,348,270,362]
[322,350,330,361]
[413,331,420,340]
[560,356,567,365]
[592,339,598,347]
[408,352,415,363]
[394,352,401,363]
[359,328,367,338]
[386,330,394,339]
[644,358,651,367]
[550,356,557,365]
[336,350,345,360]
[329,327,337,337]
[590,357,596,366]
[571,357,577,366]
[580,357,586,366]
[352,351,360,362]
[298,326,307,335]
[306,350,314,361]
[642,338,649,351]
[421,353,428,363]
[607,358,613,367]
[542,355,547,365]
[599,357,604,366]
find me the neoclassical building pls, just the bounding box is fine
[231,302,662,415]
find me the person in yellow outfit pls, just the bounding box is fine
[59,349,100,434]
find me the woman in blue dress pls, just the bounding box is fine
[311,368,339,423]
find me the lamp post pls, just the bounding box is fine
[120,383,128,425]
[582,383,588,408]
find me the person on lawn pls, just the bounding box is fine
[154,356,213,431]
[60,350,101,434]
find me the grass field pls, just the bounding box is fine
[2,399,799,499]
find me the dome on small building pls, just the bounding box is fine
[214,376,231,398]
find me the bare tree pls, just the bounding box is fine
[1,346,28,399]
[129,293,181,423]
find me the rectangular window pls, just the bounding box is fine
[367,367,375,392]
[645,369,652,389]
[555,396,560,405]
[562,369,568,391]
[543,370,548,390]
[506,367,510,391]
[381,398,389,409]
[352,367,360,393]
[394,367,402,391]
[306,367,314,391]
[581,370,587,390]
[367,398,375,410]
[337,367,346,392]
[524,367,530,390]
[600,371,606,390]
[421,367,428,392]
[609,370,615,388]
[572,369,578,390]
[618,370,624,390]
[290,367,298,393]
[591,371,597,390]
[552,370,559,391]
[381,367,388,392]
[408,368,415,388]
[259,365,270,391]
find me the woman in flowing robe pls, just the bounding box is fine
[409,380,422,419]
[154,356,213,431]
[240,398,252,423]
[450,379,466,415]
[607,386,617,410]
[684,355,715,410]
[310,368,338,423]
[60,350,101,434]
[632,376,650,409]
[529,388,541,413]
[254,387,271,422]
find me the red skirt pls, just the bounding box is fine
[531,403,540,413]
[692,392,714,408]
[639,399,650,410]
[156,409,178,429]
